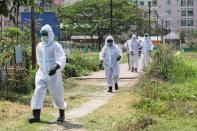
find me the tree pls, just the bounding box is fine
[59,0,144,49]
[0,0,36,24]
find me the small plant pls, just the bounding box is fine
[63,52,99,78]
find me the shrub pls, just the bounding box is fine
[63,52,99,78]
[146,44,197,82]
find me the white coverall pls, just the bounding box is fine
[31,25,66,110]
[124,39,131,69]
[141,37,153,66]
[99,35,122,87]
[129,35,139,69]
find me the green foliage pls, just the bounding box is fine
[0,0,39,16]
[134,99,166,114]
[145,44,175,80]
[63,53,99,78]
[167,55,197,82]
[125,45,197,130]
[146,44,197,82]
[186,41,197,48]
[25,68,37,91]
[59,0,144,46]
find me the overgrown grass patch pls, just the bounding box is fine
[128,44,197,130]
[80,87,139,131]
[80,45,197,131]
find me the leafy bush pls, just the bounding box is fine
[146,44,197,82]
[117,45,197,130]
[63,52,99,78]
[187,41,197,48]
[145,44,175,80]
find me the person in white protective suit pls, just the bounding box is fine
[124,35,132,70]
[141,33,153,68]
[29,24,66,123]
[99,35,122,92]
[129,34,139,72]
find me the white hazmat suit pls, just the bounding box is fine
[99,35,122,91]
[129,34,139,71]
[124,39,131,70]
[141,34,153,66]
[31,24,66,110]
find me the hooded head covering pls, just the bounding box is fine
[105,35,114,45]
[132,34,136,39]
[144,33,149,37]
[40,24,55,43]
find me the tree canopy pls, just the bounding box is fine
[59,0,144,48]
[0,0,36,16]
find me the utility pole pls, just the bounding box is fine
[31,5,36,69]
[0,15,2,41]
[135,0,138,34]
[161,19,163,43]
[157,13,158,44]
[148,1,151,38]
[16,4,19,45]
[110,0,112,35]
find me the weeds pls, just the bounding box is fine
[115,44,197,130]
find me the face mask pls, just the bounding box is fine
[42,36,48,42]
[107,39,113,47]
[107,42,113,47]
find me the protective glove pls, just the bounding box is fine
[130,51,134,55]
[48,63,60,76]
[99,60,103,68]
[117,55,121,61]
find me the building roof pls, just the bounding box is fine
[163,32,180,40]
[71,36,98,40]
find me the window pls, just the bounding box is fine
[166,10,172,15]
[181,19,194,26]
[187,20,193,26]
[181,0,186,6]
[166,0,171,5]
[181,9,194,16]
[187,10,194,16]
[166,20,171,28]
[181,19,187,26]
[152,0,157,6]
[140,1,144,6]
[181,0,193,6]
[187,0,194,6]
[181,10,186,16]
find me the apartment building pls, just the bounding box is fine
[156,0,197,33]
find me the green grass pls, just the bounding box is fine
[0,79,105,130]
[184,51,197,63]
[79,86,139,131]
[120,52,128,64]
[79,46,197,131]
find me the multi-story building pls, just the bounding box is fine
[128,0,153,18]
[156,0,197,33]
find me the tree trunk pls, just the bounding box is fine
[98,35,103,50]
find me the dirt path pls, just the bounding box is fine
[49,64,139,131]
[76,63,141,80]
